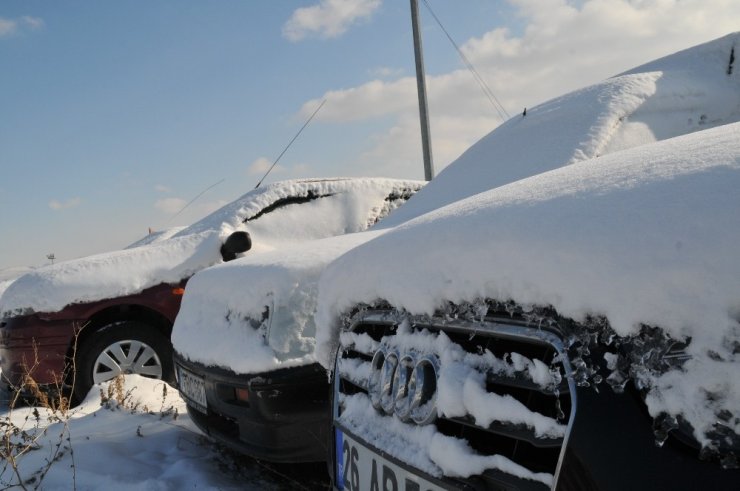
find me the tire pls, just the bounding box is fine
[73,321,174,402]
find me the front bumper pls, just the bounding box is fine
[174,354,330,463]
[0,313,77,389]
[330,308,740,491]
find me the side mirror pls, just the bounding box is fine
[220,231,252,262]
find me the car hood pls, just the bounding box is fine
[171,230,385,375]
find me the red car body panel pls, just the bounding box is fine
[0,281,185,388]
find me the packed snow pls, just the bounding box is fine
[0,178,422,317]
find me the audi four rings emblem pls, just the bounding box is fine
[368,346,439,425]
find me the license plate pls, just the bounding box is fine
[335,429,444,491]
[177,366,207,413]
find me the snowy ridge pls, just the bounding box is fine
[379,32,740,228]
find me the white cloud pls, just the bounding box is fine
[0,18,15,37]
[21,16,44,29]
[283,0,381,41]
[154,184,172,193]
[154,197,187,215]
[49,197,82,211]
[247,157,283,176]
[247,156,312,181]
[153,197,227,225]
[369,66,405,78]
[0,16,44,38]
[298,0,740,177]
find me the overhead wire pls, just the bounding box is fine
[254,99,327,189]
[420,0,511,121]
[165,178,226,225]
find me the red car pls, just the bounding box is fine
[0,178,423,403]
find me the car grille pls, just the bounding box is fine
[334,309,575,490]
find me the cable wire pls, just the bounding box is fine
[421,0,510,121]
[254,99,327,189]
[165,178,226,225]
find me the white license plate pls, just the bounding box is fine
[178,366,207,413]
[335,429,445,491]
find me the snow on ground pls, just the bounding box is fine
[0,375,325,490]
[317,122,740,455]
[0,178,422,317]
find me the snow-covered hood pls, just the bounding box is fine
[379,32,740,228]
[0,178,423,317]
[172,230,385,374]
[317,122,740,449]
[319,120,740,359]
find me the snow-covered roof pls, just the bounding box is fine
[379,32,740,228]
[316,121,740,450]
[0,178,423,316]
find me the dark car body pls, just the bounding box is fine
[1,282,183,394]
[330,306,740,491]
[175,356,329,462]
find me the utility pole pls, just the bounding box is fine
[410,0,435,181]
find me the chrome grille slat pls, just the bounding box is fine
[335,309,576,487]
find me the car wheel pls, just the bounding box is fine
[73,321,174,402]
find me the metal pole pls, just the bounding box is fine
[410,0,435,181]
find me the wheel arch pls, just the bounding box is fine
[65,304,173,365]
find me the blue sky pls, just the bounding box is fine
[1,0,736,270]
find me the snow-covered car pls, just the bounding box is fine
[173,232,387,462]
[172,33,740,467]
[0,178,423,402]
[317,76,740,491]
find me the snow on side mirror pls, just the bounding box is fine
[220,231,252,262]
